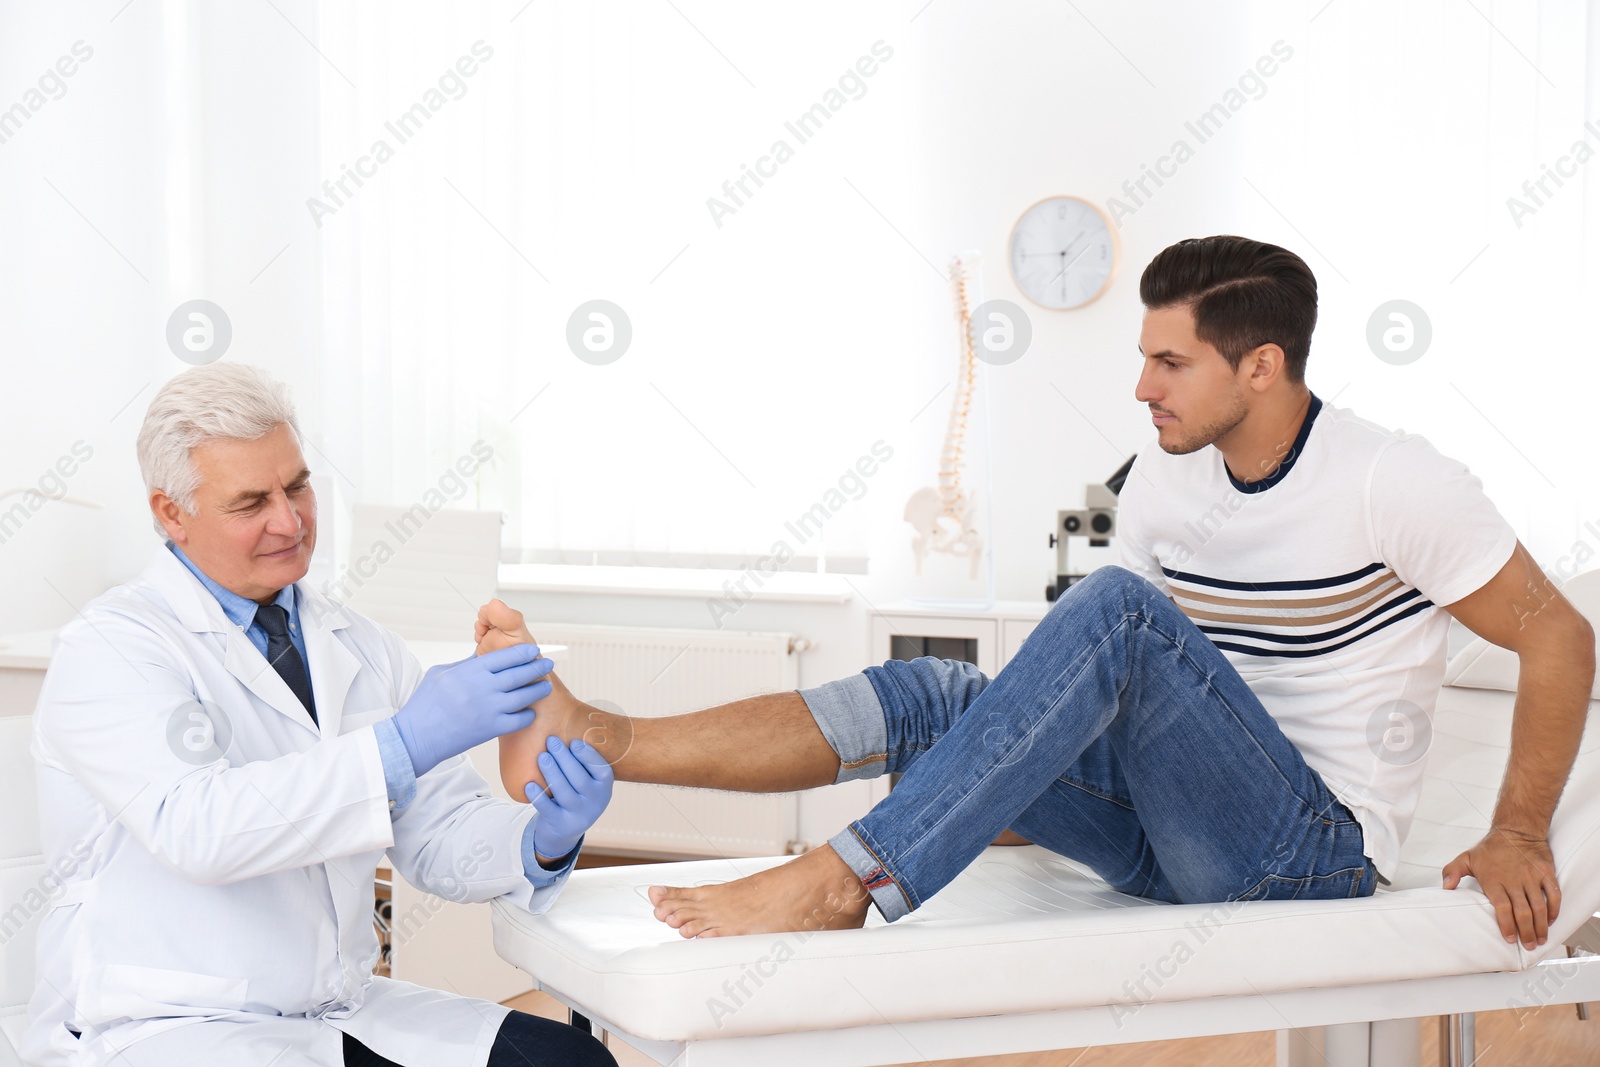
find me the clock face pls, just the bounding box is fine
[1008,196,1119,310]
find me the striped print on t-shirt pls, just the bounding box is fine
[1162,560,1433,660]
[1114,393,1517,884]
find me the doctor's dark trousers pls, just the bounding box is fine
[341,1009,616,1067]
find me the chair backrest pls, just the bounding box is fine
[0,715,41,1065]
[338,506,502,642]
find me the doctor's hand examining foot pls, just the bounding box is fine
[475,597,629,799]
[527,737,615,868]
[390,644,556,776]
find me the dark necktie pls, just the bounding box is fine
[256,603,318,727]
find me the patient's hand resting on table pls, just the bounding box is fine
[475,599,619,801]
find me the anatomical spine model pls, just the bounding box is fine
[905,253,985,581]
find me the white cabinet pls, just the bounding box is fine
[0,630,56,717]
[1002,617,1043,665]
[868,600,1052,676]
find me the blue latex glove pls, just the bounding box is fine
[393,644,553,777]
[528,736,615,863]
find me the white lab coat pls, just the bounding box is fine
[21,545,568,1067]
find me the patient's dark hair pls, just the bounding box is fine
[1139,236,1317,384]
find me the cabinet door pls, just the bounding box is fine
[869,615,998,676]
[1000,618,1042,669]
[0,669,45,717]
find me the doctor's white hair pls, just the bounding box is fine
[136,363,304,538]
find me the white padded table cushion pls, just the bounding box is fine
[492,684,1600,1042]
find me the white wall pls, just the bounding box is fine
[865,0,1599,605]
[5,0,1595,648]
[868,1,1263,605]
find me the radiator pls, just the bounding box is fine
[528,622,808,858]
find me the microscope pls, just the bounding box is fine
[1046,454,1136,601]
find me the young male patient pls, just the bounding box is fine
[477,235,1591,949]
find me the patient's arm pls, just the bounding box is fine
[1438,540,1594,949]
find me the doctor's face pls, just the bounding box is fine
[158,422,317,604]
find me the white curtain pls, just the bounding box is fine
[310,1,908,572]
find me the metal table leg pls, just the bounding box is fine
[1438,1013,1475,1067]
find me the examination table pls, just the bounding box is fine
[490,634,1600,1067]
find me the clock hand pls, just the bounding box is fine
[1023,229,1087,261]
[1041,243,1095,304]
[1055,229,1088,263]
[1044,244,1094,288]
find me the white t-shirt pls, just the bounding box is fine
[1115,394,1517,883]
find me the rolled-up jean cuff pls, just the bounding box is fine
[796,673,888,784]
[827,824,911,922]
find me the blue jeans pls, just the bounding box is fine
[804,566,1378,922]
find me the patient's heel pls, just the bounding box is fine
[498,721,547,803]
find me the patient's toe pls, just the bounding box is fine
[679,918,716,938]
[649,885,696,923]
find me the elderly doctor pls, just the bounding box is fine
[22,364,617,1067]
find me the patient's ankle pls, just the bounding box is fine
[571,700,635,773]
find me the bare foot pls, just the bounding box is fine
[991,829,1033,846]
[647,845,871,938]
[475,598,632,800]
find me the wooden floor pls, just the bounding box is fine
[502,986,1600,1065]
